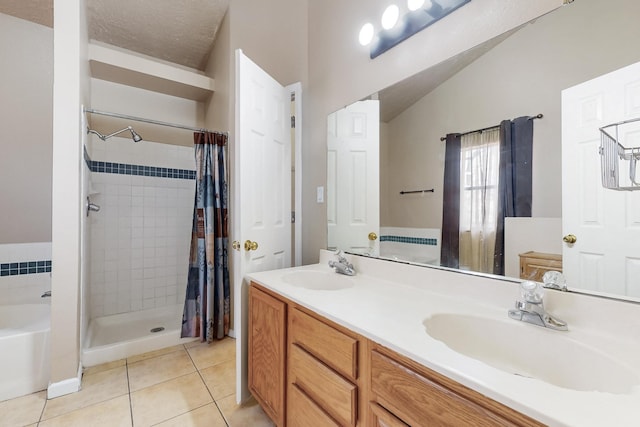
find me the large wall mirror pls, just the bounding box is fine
[327,0,640,302]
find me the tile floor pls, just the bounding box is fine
[0,337,275,427]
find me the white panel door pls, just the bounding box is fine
[234,49,291,402]
[562,61,640,298]
[327,100,380,256]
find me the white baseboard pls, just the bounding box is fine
[228,328,236,338]
[47,363,82,399]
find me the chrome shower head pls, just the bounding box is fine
[129,128,143,143]
[87,126,143,143]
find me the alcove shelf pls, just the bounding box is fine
[88,41,215,101]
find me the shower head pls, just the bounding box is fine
[87,126,143,143]
[130,128,143,143]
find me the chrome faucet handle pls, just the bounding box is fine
[542,271,567,291]
[520,280,544,304]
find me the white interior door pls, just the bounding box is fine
[234,49,292,403]
[562,61,640,298]
[327,100,380,256]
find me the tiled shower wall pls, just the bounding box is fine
[86,138,195,318]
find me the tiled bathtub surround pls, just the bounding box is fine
[379,227,441,265]
[0,242,52,304]
[1,261,51,276]
[86,137,195,318]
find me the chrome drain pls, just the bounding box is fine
[150,327,165,333]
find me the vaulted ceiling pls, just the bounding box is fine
[0,0,229,71]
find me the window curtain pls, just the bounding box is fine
[181,131,230,342]
[441,133,461,269]
[459,128,501,273]
[493,117,533,275]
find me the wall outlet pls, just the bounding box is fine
[316,186,324,203]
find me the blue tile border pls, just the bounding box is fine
[380,235,438,246]
[0,260,51,276]
[84,146,195,180]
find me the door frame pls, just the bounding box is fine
[288,82,303,267]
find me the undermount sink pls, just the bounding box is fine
[281,270,355,291]
[424,313,640,394]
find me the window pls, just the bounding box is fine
[458,128,500,273]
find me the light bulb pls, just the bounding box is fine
[359,23,374,46]
[407,0,425,11]
[381,4,399,30]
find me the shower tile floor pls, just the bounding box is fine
[0,337,275,427]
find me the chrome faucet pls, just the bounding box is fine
[508,281,567,331]
[41,290,51,298]
[328,250,356,276]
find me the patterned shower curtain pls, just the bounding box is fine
[181,131,230,342]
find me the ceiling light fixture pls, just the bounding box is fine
[381,4,400,30]
[407,0,425,11]
[359,23,375,46]
[361,0,472,59]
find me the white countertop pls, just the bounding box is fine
[247,251,640,427]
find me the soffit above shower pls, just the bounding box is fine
[89,42,215,101]
[0,0,229,72]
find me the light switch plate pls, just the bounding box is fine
[317,186,324,203]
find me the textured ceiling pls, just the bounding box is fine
[0,0,229,71]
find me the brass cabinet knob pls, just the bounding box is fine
[232,241,241,251]
[244,240,259,251]
[563,234,577,244]
[368,232,378,241]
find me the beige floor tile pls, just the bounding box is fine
[0,390,46,427]
[41,366,129,420]
[200,358,236,400]
[217,395,275,427]
[38,395,131,427]
[154,403,227,427]
[128,349,195,392]
[130,372,213,426]
[83,358,126,376]
[186,337,235,370]
[126,344,185,365]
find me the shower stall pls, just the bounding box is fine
[81,111,200,366]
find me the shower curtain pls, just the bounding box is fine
[181,131,230,342]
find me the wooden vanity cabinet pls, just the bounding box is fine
[249,281,545,427]
[248,284,287,426]
[368,344,545,427]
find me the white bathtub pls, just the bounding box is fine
[82,304,196,367]
[0,304,50,402]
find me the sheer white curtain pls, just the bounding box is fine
[459,128,500,273]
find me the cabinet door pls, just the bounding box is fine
[248,285,286,426]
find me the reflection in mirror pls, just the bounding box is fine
[327,0,640,301]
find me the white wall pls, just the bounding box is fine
[0,13,53,244]
[50,0,91,390]
[383,0,640,230]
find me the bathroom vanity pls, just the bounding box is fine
[247,251,640,427]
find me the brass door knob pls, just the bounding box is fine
[232,241,241,251]
[563,234,577,244]
[244,240,259,251]
[368,232,378,241]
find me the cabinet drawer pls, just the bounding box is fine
[371,350,519,427]
[370,402,409,427]
[290,344,357,426]
[288,383,341,427]
[290,307,358,380]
